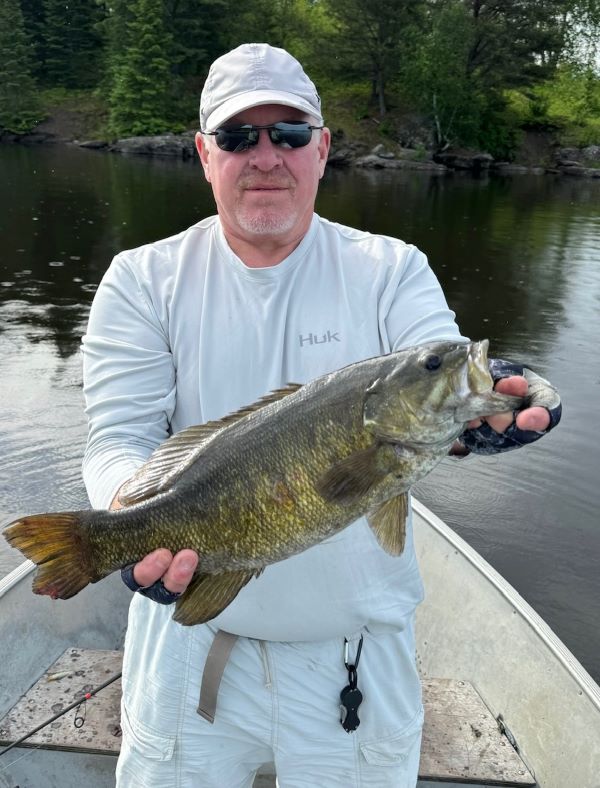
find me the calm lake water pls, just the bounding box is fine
[1,144,599,682]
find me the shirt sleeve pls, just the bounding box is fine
[81,254,176,509]
[381,245,466,350]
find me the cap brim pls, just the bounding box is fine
[203,90,323,131]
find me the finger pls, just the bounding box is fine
[133,548,173,588]
[494,375,529,397]
[484,411,515,434]
[161,549,199,595]
[516,406,550,432]
[482,375,529,433]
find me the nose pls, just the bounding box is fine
[247,129,283,171]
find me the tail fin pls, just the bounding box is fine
[4,512,96,599]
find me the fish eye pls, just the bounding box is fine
[424,354,442,371]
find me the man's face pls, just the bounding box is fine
[196,104,330,250]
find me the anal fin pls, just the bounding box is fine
[173,569,258,626]
[367,492,409,556]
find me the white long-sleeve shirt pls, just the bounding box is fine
[82,213,462,641]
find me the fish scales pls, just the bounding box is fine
[100,370,372,572]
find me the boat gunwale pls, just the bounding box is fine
[412,496,600,712]
[0,558,35,600]
[4,502,600,712]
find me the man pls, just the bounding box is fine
[82,43,560,787]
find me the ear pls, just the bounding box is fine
[317,127,331,179]
[195,132,211,183]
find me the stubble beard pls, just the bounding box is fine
[235,173,300,237]
[236,209,299,237]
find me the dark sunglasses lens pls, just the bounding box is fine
[215,128,258,152]
[271,123,313,148]
[214,123,315,152]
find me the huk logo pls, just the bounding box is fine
[299,330,341,347]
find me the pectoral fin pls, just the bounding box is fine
[173,569,258,626]
[315,445,384,506]
[367,493,409,556]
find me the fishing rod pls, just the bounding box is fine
[0,671,122,758]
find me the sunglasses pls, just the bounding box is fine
[203,122,324,153]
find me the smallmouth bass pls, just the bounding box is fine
[4,339,522,626]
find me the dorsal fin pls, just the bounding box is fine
[118,384,303,506]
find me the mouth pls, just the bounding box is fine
[243,181,291,190]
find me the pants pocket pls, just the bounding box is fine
[359,706,423,767]
[120,700,176,762]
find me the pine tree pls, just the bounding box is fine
[324,0,425,116]
[0,0,42,133]
[165,0,229,79]
[108,0,172,137]
[20,0,46,80]
[42,0,104,88]
[97,0,135,100]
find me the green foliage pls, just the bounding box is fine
[20,0,46,80]
[165,0,229,79]
[220,0,313,53]
[108,0,173,137]
[8,0,600,153]
[0,0,43,133]
[42,0,104,88]
[515,62,600,146]
[403,2,476,147]
[398,0,594,156]
[462,0,568,88]
[321,0,425,116]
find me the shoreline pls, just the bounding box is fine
[2,128,600,178]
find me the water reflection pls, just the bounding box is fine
[1,144,599,683]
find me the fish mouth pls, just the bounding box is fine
[454,339,522,423]
[466,339,493,395]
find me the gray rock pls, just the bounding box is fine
[434,150,493,171]
[556,146,600,165]
[370,143,395,159]
[492,163,544,175]
[556,159,581,168]
[327,147,355,167]
[77,140,109,149]
[1,130,57,145]
[583,145,600,161]
[109,133,196,158]
[355,155,447,173]
[356,154,389,168]
[395,147,431,162]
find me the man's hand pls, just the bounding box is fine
[467,375,551,434]
[132,548,199,595]
[455,360,561,456]
[111,489,199,601]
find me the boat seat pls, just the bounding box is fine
[0,648,536,786]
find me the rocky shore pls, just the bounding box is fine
[2,126,599,177]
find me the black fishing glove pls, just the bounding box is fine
[121,564,182,604]
[459,359,562,455]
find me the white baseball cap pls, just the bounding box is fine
[200,43,323,132]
